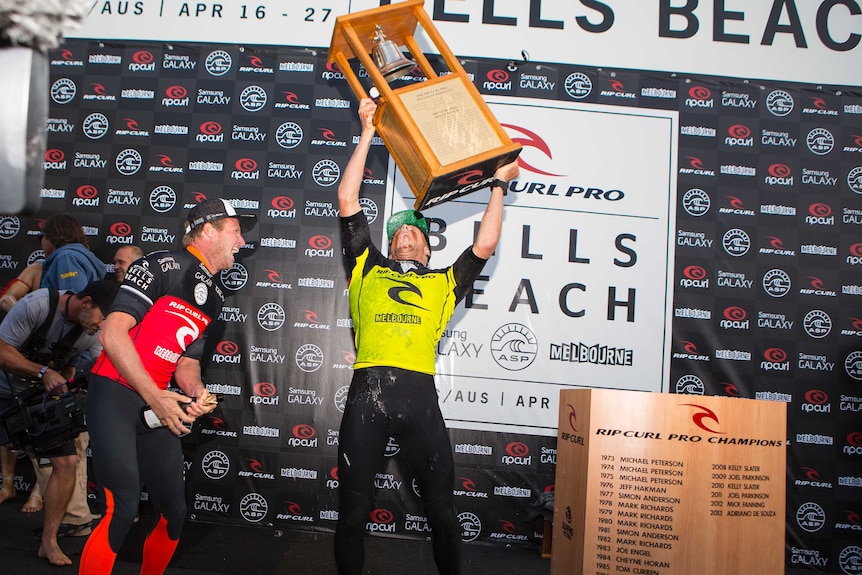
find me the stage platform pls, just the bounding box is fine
[0,492,551,574]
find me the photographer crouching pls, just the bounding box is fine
[0,280,118,566]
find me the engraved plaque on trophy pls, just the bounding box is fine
[552,389,787,575]
[328,0,521,210]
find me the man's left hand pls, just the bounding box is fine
[186,388,218,418]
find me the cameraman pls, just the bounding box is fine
[0,280,119,566]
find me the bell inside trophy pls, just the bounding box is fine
[372,25,416,83]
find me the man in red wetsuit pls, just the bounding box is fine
[79,198,255,575]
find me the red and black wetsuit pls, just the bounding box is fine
[80,247,224,575]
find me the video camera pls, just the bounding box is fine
[0,376,87,453]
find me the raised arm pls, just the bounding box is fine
[472,160,520,259]
[338,98,378,218]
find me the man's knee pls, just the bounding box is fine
[49,454,77,475]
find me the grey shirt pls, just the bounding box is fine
[0,288,101,400]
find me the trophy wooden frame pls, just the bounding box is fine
[328,0,521,210]
[552,389,786,575]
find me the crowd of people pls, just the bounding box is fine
[0,214,145,566]
[0,98,518,575]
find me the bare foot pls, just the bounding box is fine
[0,482,15,505]
[21,487,43,513]
[38,541,72,566]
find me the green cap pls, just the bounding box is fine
[386,210,428,243]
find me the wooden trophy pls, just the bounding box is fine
[552,389,787,575]
[328,0,521,210]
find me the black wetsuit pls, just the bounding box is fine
[336,212,487,575]
[81,247,223,575]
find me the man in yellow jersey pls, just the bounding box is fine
[335,97,519,575]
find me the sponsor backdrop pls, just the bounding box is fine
[0,28,860,575]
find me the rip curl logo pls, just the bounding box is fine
[385,278,425,310]
[253,382,277,397]
[452,169,484,186]
[681,404,725,434]
[501,124,564,177]
[567,404,577,432]
[722,382,739,397]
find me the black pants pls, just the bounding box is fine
[335,367,461,575]
[80,375,186,574]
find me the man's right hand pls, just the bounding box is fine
[146,389,196,436]
[358,98,377,132]
[41,368,68,394]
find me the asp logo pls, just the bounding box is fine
[490,323,538,371]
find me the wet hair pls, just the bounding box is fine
[42,214,88,248]
[182,216,225,246]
